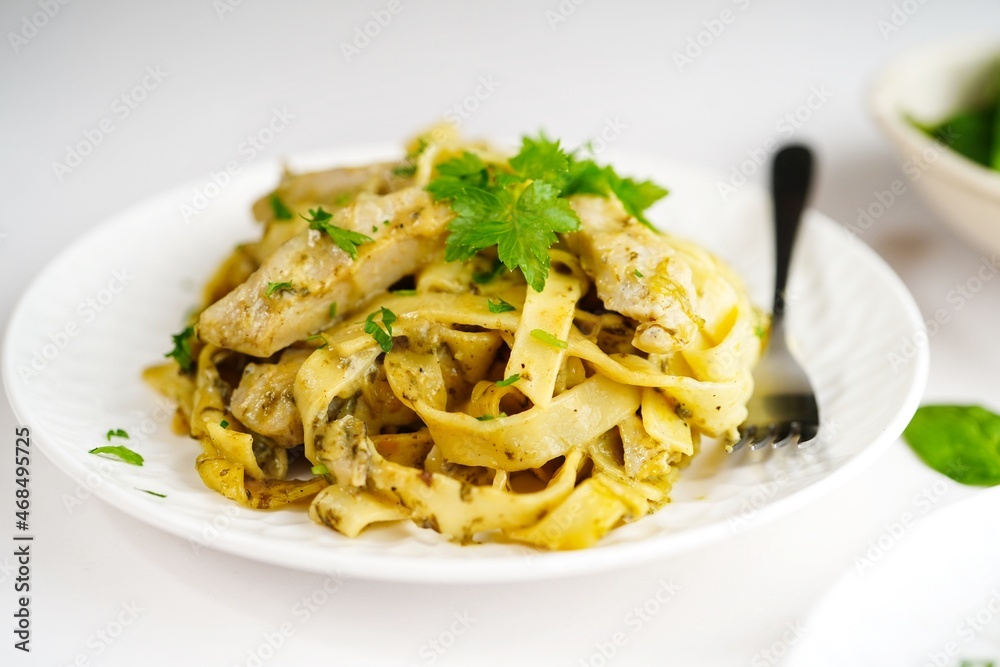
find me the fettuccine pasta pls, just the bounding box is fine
[144,127,763,549]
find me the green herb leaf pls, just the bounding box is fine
[265,281,294,297]
[562,157,668,230]
[329,302,338,319]
[473,259,506,285]
[219,420,229,429]
[904,405,1000,485]
[427,132,668,290]
[269,194,293,220]
[306,334,328,348]
[608,175,668,228]
[562,157,610,196]
[912,110,995,168]
[425,151,491,201]
[392,163,417,178]
[509,133,570,183]
[496,374,520,387]
[633,269,643,278]
[364,307,397,353]
[301,207,373,259]
[476,412,508,421]
[165,325,195,373]
[89,445,144,466]
[444,180,580,292]
[138,488,166,498]
[487,297,515,314]
[530,328,568,349]
[106,428,129,441]
[408,137,428,160]
[311,464,329,475]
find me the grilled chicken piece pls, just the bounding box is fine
[229,348,312,447]
[250,162,403,225]
[565,195,701,354]
[198,187,453,357]
[248,162,409,266]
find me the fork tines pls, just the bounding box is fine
[730,420,819,453]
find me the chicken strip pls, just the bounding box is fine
[565,195,701,354]
[229,348,312,447]
[250,162,405,225]
[198,187,453,357]
[248,162,410,266]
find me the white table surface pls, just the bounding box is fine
[2,1,999,665]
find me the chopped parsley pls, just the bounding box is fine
[301,207,373,259]
[329,302,338,319]
[472,259,506,285]
[138,489,167,498]
[372,225,379,233]
[409,137,428,159]
[530,329,568,349]
[269,193,293,220]
[306,334,329,348]
[165,325,195,373]
[311,464,330,476]
[634,269,644,278]
[220,420,229,429]
[265,281,294,297]
[476,412,508,421]
[364,307,397,353]
[487,297,515,314]
[89,445,144,466]
[427,132,668,291]
[391,139,427,178]
[106,428,129,441]
[496,374,521,387]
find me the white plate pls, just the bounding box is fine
[2,145,928,583]
[787,487,1000,666]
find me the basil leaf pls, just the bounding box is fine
[903,405,1000,486]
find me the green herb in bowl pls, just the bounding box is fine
[909,61,1000,170]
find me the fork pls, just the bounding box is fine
[730,145,821,453]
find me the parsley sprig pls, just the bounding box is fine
[269,194,293,220]
[301,207,373,260]
[89,445,144,466]
[426,133,668,291]
[364,307,397,353]
[530,328,568,349]
[487,298,515,313]
[265,281,294,297]
[496,374,521,387]
[165,326,195,373]
[561,157,668,229]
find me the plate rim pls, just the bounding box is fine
[2,145,929,583]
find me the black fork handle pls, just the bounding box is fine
[770,145,814,321]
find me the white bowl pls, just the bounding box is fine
[871,36,1000,255]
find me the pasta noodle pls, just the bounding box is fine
[144,127,763,549]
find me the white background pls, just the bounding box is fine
[2,1,1000,665]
